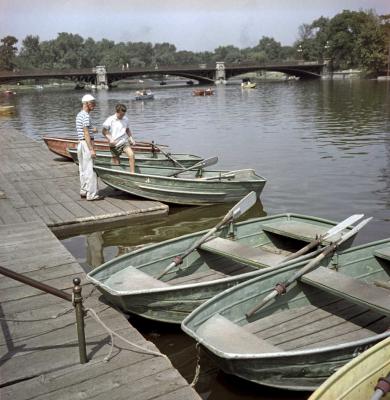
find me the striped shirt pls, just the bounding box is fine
[76,110,94,140]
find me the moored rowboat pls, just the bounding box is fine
[86,213,358,324]
[42,135,168,160]
[181,239,390,391]
[0,105,15,115]
[308,336,390,399]
[67,147,203,168]
[93,163,267,205]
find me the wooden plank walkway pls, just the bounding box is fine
[0,129,200,399]
[0,128,168,236]
[0,220,200,399]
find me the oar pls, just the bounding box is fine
[245,217,372,318]
[168,156,218,177]
[151,141,186,169]
[157,191,258,279]
[279,214,364,265]
[202,172,236,181]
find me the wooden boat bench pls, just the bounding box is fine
[200,237,286,268]
[301,267,390,317]
[197,313,281,354]
[105,266,170,291]
[261,220,346,243]
[374,247,390,262]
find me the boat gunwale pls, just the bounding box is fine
[87,213,348,295]
[93,163,267,183]
[181,237,390,360]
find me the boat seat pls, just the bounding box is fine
[105,266,169,291]
[199,237,286,268]
[301,267,390,317]
[261,220,346,243]
[196,313,281,354]
[374,247,390,262]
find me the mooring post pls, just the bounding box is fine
[73,277,88,364]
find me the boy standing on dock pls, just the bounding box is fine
[102,103,136,173]
[76,94,104,201]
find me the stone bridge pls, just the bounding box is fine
[0,61,330,87]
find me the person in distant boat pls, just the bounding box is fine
[76,94,104,201]
[102,103,136,173]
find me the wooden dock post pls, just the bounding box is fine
[73,277,88,364]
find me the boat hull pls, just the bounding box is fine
[67,148,203,168]
[87,214,356,324]
[42,136,167,160]
[93,164,267,205]
[309,337,390,399]
[182,239,390,390]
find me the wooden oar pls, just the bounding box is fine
[151,141,186,169]
[245,217,372,318]
[168,156,218,177]
[157,191,258,279]
[279,214,364,265]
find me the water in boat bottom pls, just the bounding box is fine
[129,314,309,400]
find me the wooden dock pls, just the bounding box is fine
[0,128,168,236]
[0,129,201,399]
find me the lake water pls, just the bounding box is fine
[1,80,389,399]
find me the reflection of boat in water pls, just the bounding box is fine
[193,88,214,96]
[4,90,16,95]
[135,89,154,100]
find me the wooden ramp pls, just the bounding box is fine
[0,128,168,236]
[0,221,200,400]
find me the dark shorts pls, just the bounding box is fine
[110,140,130,158]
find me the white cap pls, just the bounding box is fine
[81,94,96,103]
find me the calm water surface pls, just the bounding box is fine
[1,80,389,399]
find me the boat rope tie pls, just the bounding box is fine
[85,307,169,362]
[191,343,201,387]
[274,282,287,295]
[375,376,390,396]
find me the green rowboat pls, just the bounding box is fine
[67,147,203,168]
[181,239,390,391]
[87,213,357,324]
[93,163,267,205]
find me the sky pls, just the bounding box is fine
[1,0,389,51]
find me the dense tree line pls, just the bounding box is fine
[0,9,389,75]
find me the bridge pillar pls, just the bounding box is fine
[93,65,108,89]
[215,62,226,84]
[321,59,333,80]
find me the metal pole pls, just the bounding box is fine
[73,277,88,364]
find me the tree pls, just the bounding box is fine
[0,35,18,70]
[253,37,283,61]
[18,35,41,69]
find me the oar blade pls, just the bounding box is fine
[197,156,218,169]
[230,191,258,220]
[338,217,372,244]
[323,214,364,240]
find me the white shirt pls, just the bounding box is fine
[102,114,130,143]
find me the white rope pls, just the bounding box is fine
[190,343,201,387]
[85,307,169,362]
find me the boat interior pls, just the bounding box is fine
[193,245,390,355]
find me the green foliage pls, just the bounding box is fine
[1,9,387,75]
[0,35,18,70]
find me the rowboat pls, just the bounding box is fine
[309,336,390,399]
[42,135,168,160]
[135,90,154,100]
[241,82,257,89]
[67,147,203,168]
[193,88,214,96]
[182,239,390,391]
[87,213,358,324]
[0,105,15,115]
[93,163,266,205]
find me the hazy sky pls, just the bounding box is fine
[1,0,389,51]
